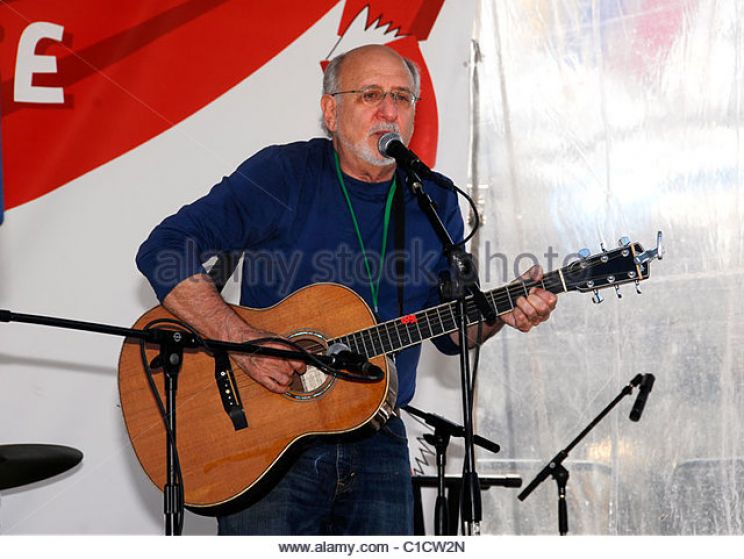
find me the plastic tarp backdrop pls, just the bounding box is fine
[469,0,744,535]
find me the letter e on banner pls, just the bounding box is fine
[14,22,65,104]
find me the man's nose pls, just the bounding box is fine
[376,93,399,120]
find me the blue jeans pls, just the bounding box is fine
[217,416,413,535]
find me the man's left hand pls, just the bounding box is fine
[499,265,557,333]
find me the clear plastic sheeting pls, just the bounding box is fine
[470,0,744,534]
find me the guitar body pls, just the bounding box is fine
[118,283,390,514]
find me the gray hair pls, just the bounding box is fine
[321,49,421,136]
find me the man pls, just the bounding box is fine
[136,44,556,535]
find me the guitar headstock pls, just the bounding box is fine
[563,232,664,302]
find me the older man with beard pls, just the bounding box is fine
[136,44,556,535]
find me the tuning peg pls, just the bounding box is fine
[615,285,622,299]
[635,280,642,294]
[656,230,664,260]
[600,242,607,252]
[592,290,604,304]
[578,248,591,260]
[635,230,665,265]
[617,236,630,247]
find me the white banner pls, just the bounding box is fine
[0,0,475,534]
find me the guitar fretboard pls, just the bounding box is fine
[331,270,568,358]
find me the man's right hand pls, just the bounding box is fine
[162,274,307,394]
[231,327,307,394]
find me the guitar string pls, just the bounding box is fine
[276,269,622,362]
[355,252,633,356]
[272,260,628,361]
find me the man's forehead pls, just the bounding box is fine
[340,50,413,87]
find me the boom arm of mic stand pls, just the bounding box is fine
[404,405,501,454]
[517,374,645,535]
[0,308,374,374]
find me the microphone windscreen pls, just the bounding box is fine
[378,132,402,156]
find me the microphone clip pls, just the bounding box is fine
[325,343,384,382]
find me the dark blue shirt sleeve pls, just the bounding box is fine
[136,146,296,302]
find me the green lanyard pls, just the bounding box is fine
[333,152,397,314]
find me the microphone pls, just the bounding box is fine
[629,374,655,422]
[378,133,433,179]
[326,343,383,378]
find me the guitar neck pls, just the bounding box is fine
[331,269,568,358]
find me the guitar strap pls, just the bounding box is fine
[213,350,248,431]
[375,172,406,423]
[393,170,406,318]
[208,251,239,294]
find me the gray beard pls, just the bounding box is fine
[337,125,401,168]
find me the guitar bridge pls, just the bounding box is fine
[213,352,248,431]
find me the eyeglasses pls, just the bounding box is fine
[330,86,419,108]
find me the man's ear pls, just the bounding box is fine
[321,95,337,133]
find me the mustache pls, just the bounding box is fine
[368,123,400,136]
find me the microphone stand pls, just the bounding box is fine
[0,309,376,535]
[402,169,497,535]
[517,374,646,535]
[404,405,501,535]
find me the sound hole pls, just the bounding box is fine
[284,333,334,400]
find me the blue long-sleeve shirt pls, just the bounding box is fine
[136,138,464,406]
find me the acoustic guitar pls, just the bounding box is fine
[118,235,663,514]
